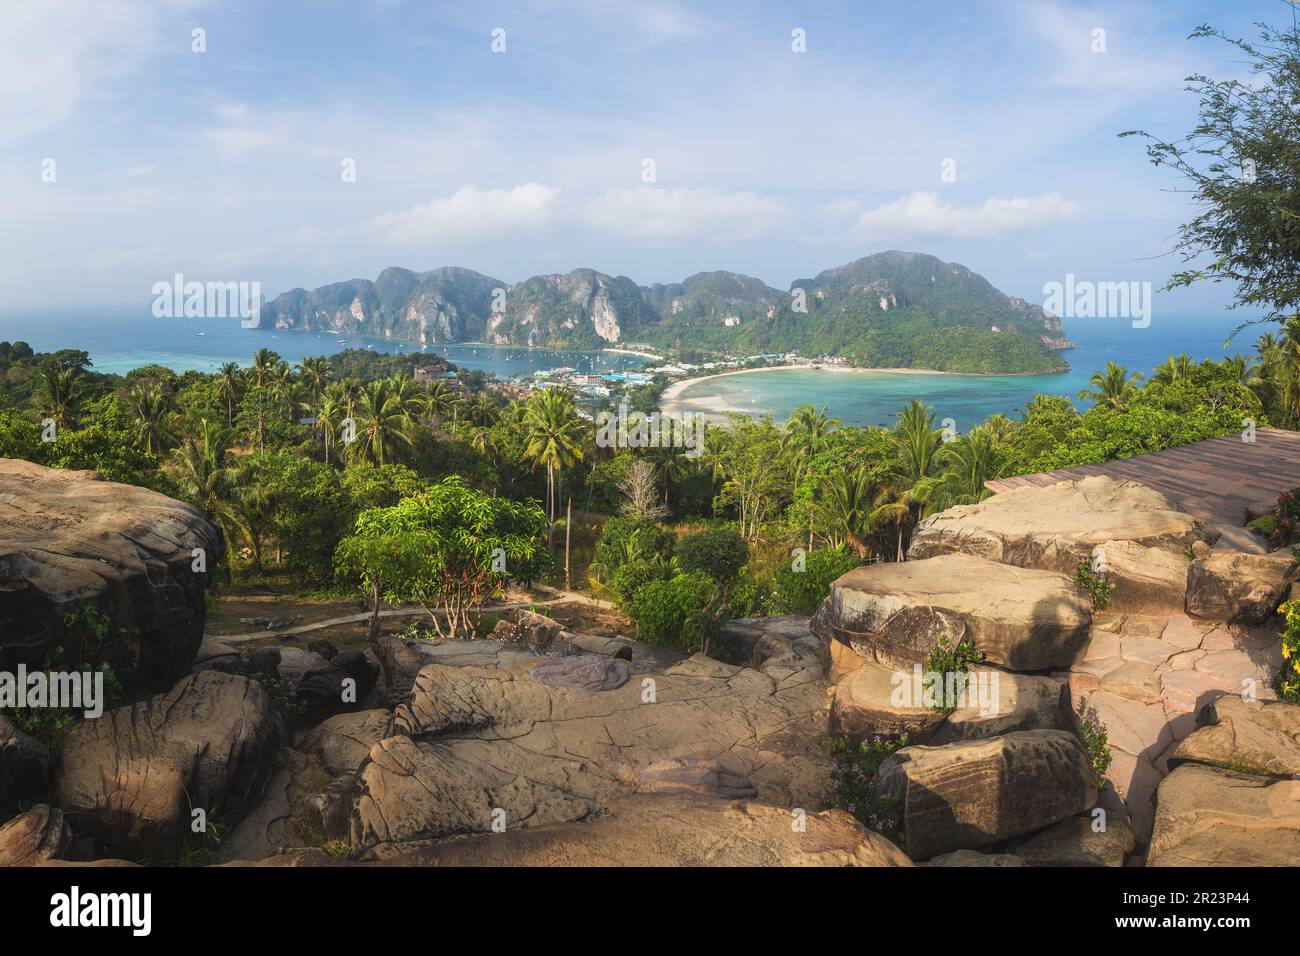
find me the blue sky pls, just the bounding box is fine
[0,0,1289,317]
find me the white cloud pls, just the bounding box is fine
[585,186,789,240]
[363,184,560,245]
[849,191,1081,240]
[88,245,162,269]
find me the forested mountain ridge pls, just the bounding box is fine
[256,251,1073,372]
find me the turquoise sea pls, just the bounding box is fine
[0,310,1270,428]
[667,315,1264,429]
[0,313,651,379]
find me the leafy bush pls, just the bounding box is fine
[1076,696,1113,790]
[1248,514,1278,539]
[771,547,860,614]
[609,556,673,608]
[590,516,675,579]
[923,635,985,713]
[675,528,749,584]
[1075,560,1114,610]
[1266,488,1300,548]
[631,570,719,652]
[825,734,908,847]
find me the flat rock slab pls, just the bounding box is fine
[1092,540,1190,614]
[529,654,631,691]
[362,794,913,867]
[0,458,223,686]
[360,628,832,852]
[1147,764,1300,866]
[633,758,757,799]
[828,662,947,743]
[922,849,1026,867]
[0,804,71,866]
[812,553,1091,672]
[53,671,278,858]
[908,476,1213,573]
[1171,696,1300,777]
[1186,551,1296,624]
[875,729,1096,860]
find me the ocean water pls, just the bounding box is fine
[0,312,651,378]
[668,315,1265,429]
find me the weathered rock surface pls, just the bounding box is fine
[828,662,947,743]
[529,654,630,691]
[875,729,1096,860]
[907,476,1214,573]
[633,758,757,798]
[489,608,563,651]
[922,849,1026,867]
[812,553,1091,671]
[361,794,913,867]
[1185,551,1295,624]
[0,804,72,866]
[1170,696,1300,777]
[54,671,278,857]
[1147,763,1300,866]
[1013,813,1135,867]
[0,715,49,823]
[1090,539,1190,614]
[352,627,830,851]
[0,458,223,686]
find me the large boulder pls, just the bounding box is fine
[1185,551,1296,624]
[350,627,832,852]
[1169,696,1300,777]
[811,554,1092,672]
[53,671,278,857]
[1012,813,1134,867]
[829,662,1071,745]
[1147,763,1300,866]
[908,476,1213,574]
[0,715,49,823]
[0,459,223,687]
[1089,540,1190,614]
[0,804,72,865]
[364,793,913,867]
[875,729,1097,860]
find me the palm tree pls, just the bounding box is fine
[1152,353,1194,385]
[170,420,242,581]
[934,428,998,508]
[783,403,841,482]
[297,356,332,411]
[522,388,585,548]
[249,348,281,390]
[350,378,416,466]
[216,362,243,425]
[1078,362,1143,410]
[879,400,946,558]
[827,466,876,557]
[126,381,176,454]
[37,363,82,430]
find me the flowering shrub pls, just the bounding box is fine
[1278,599,1300,703]
[825,734,908,847]
[1076,696,1113,790]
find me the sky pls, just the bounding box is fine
[0,0,1292,319]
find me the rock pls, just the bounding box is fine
[908,476,1214,573]
[362,794,913,867]
[295,650,380,720]
[529,654,630,691]
[1090,540,1189,614]
[811,553,1091,672]
[560,632,633,660]
[1100,661,1162,704]
[0,804,71,865]
[828,662,947,743]
[355,628,831,852]
[1013,813,1134,866]
[192,636,240,671]
[922,849,1025,867]
[489,609,564,651]
[633,758,757,798]
[931,669,1073,744]
[1186,551,1296,624]
[307,641,338,661]
[298,709,394,778]
[271,647,332,687]
[53,671,278,857]
[0,715,49,823]
[1170,696,1300,777]
[875,729,1097,860]
[0,459,223,687]
[1147,763,1300,866]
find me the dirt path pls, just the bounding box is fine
[209,591,615,643]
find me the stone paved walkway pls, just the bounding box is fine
[1058,611,1283,844]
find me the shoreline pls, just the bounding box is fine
[659,362,1067,416]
